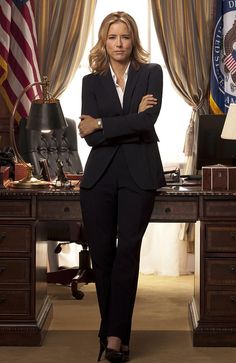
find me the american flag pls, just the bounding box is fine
[0,0,41,120]
[224,53,236,75]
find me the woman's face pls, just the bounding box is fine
[105,21,133,65]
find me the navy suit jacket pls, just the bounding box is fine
[80,63,166,190]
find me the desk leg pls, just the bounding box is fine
[35,221,53,344]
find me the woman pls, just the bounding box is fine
[79,11,165,362]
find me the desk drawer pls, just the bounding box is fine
[0,225,31,253]
[0,224,31,253]
[152,199,198,222]
[0,200,31,217]
[205,224,236,252]
[205,290,236,317]
[205,258,236,285]
[37,200,82,220]
[203,200,236,219]
[0,290,30,318]
[0,258,30,283]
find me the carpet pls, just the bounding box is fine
[0,275,236,363]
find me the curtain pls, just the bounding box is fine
[151,0,215,173]
[34,0,96,97]
[140,222,195,276]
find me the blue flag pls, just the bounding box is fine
[13,0,29,7]
[210,0,236,114]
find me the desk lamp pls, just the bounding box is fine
[10,76,68,188]
[221,103,236,140]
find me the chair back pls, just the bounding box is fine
[18,118,83,179]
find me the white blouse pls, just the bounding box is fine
[109,63,130,108]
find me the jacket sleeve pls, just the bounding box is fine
[81,75,108,147]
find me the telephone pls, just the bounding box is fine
[164,168,180,184]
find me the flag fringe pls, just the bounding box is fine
[209,94,224,114]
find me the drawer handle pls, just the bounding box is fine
[0,266,6,273]
[231,296,236,304]
[231,232,236,240]
[165,207,171,214]
[230,266,236,272]
[64,207,70,213]
[0,297,6,304]
[0,232,6,242]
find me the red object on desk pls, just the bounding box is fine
[64,172,83,181]
[14,163,28,181]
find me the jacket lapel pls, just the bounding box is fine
[123,65,142,114]
[100,69,123,114]
[99,65,142,115]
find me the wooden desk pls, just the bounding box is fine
[1,186,236,346]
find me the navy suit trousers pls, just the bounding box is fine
[80,147,156,344]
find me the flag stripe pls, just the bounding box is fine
[3,78,28,117]
[13,2,38,60]
[0,3,11,67]
[0,0,41,120]
[10,10,40,84]
[8,49,36,100]
[19,0,38,52]
[0,3,11,38]
[0,34,9,62]
[224,54,236,74]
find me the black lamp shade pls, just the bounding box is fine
[26,99,68,130]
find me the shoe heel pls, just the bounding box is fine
[97,339,107,362]
[105,348,123,362]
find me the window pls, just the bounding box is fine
[60,0,191,168]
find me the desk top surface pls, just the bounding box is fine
[1,185,236,198]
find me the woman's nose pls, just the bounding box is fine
[115,37,122,47]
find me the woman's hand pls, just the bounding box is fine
[78,115,99,138]
[138,94,157,113]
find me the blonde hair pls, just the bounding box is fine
[89,11,149,74]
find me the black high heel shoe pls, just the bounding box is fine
[105,348,124,362]
[97,338,107,362]
[97,337,124,363]
[121,348,130,362]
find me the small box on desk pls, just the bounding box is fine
[14,163,28,181]
[202,164,236,191]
